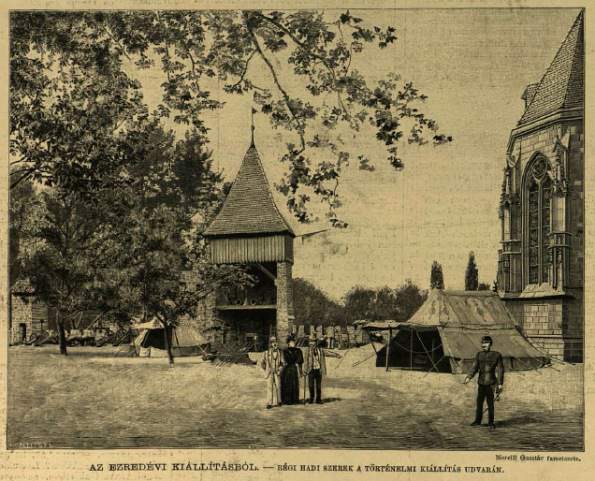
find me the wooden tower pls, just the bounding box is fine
[203,137,295,349]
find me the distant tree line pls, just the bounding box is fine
[293,278,428,326]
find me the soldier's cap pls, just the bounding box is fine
[481,335,493,344]
[286,334,295,343]
[270,336,277,343]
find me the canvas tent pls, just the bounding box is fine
[133,318,208,357]
[373,290,549,373]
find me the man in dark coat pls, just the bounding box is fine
[303,334,327,404]
[464,335,504,431]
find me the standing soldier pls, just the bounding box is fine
[261,336,284,409]
[464,335,504,431]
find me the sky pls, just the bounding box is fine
[136,8,581,301]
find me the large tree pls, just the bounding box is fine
[293,278,344,327]
[394,279,427,321]
[343,281,426,322]
[10,10,451,226]
[465,251,479,291]
[91,120,252,365]
[20,189,104,355]
[343,286,377,322]
[430,261,444,290]
[9,171,44,287]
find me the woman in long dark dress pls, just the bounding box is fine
[281,335,304,405]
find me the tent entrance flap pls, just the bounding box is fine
[376,327,452,372]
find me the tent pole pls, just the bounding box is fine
[431,335,435,366]
[410,328,413,369]
[416,329,442,373]
[386,327,391,372]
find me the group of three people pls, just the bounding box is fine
[261,333,330,409]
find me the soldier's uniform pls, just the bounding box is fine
[467,336,504,429]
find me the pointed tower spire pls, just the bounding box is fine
[204,142,294,237]
[519,10,583,125]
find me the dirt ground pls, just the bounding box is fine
[6,345,583,450]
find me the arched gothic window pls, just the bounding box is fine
[525,155,552,285]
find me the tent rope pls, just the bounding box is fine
[389,337,443,355]
[528,344,571,365]
[352,351,377,367]
[422,355,447,378]
[414,330,443,373]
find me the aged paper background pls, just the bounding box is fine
[0,0,592,480]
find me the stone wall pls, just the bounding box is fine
[501,117,583,363]
[503,296,583,362]
[276,261,294,347]
[567,121,584,289]
[10,295,48,344]
[505,119,583,292]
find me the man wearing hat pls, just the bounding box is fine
[261,336,284,409]
[464,335,504,431]
[303,333,327,404]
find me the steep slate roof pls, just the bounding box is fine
[204,144,294,237]
[519,10,584,125]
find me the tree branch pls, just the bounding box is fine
[230,50,256,90]
[101,24,132,62]
[254,13,350,118]
[10,168,35,190]
[246,22,306,153]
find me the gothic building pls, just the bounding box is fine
[200,137,295,350]
[497,11,584,361]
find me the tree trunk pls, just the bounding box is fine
[57,312,67,356]
[163,323,174,367]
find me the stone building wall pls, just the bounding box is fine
[10,294,48,344]
[501,119,583,361]
[276,261,294,346]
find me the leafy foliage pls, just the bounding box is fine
[10,10,451,226]
[343,280,427,322]
[293,278,344,326]
[17,188,105,353]
[11,115,253,359]
[394,279,428,320]
[9,172,44,286]
[90,121,254,363]
[430,261,445,290]
[465,251,479,291]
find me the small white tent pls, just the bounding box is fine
[132,317,207,357]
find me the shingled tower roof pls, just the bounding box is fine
[204,144,294,237]
[519,10,583,125]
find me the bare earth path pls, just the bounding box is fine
[7,346,583,450]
